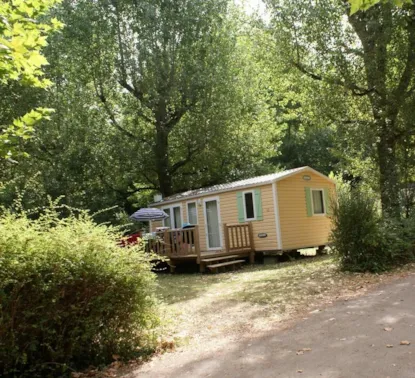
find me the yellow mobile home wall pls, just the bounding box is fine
[151,183,279,252]
[150,169,335,252]
[276,171,335,250]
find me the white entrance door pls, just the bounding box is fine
[204,198,222,249]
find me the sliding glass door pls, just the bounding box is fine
[204,198,221,249]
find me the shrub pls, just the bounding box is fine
[0,207,159,377]
[330,187,415,272]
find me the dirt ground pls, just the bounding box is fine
[131,272,415,378]
[109,256,415,378]
[153,256,414,347]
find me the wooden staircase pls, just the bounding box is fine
[200,255,245,273]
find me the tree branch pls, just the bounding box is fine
[169,145,200,174]
[164,106,191,129]
[117,79,154,124]
[341,119,372,125]
[99,172,156,198]
[126,186,157,194]
[93,79,138,139]
[141,170,158,189]
[394,4,415,103]
[292,61,377,96]
[118,79,144,104]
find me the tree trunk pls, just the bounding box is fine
[347,7,403,218]
[376,119,400,218]
[154,126,173,198]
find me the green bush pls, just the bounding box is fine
[0,207,159,377]
[330,187,415,272]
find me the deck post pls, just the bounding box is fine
[248,222,255,264]
[194,225,201,265]
[163,230,171,257]
[224,223,230,253]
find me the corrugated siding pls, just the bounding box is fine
[151,220,163,230]
[277,172,335,250]
[217,184,278,251]
[150,183,279,252]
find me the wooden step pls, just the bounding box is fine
[201,255,239,263]
[207,259,245,270]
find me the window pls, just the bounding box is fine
[187,202,198,224]
[237,189,263,222]
[163,208,171,228]
[173,206,182,228]
[243,191,256,220]
[312,189,325,215]
[163,205,182,228]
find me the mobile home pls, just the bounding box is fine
[148,166,335,271]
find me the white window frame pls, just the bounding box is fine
[242,190,257,221]
[186,201,198,225]
[311,188,326,216]
[203,196,223,250]
[162,204,183,228]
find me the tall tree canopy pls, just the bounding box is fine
[0,1,280,217]
[266,0,415,216]
[45,0,276,198]
[3,0,415,221]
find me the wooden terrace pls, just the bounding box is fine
[146,223,255,272]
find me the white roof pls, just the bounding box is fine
[151,166,333,206]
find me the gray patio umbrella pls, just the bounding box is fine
[129,208,169,222]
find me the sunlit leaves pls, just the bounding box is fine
[0,108,54,160]
[0,0,63,87]
[348,0,411,14]
[0,0,63,159]
[349,0,381,14]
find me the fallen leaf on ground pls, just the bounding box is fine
[384,327,393,332]
[400,340,411,345]
[297,370,303,373]
[386,344,394,348]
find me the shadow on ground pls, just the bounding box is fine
[131,274,415,378]
[156,255,332,305]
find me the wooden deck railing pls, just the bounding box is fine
[146,226,201,263]
[224,222,255,263]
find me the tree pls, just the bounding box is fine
[348,0,411,14]
[44,0,278,198]
[0,2,279,220]
[56,0,235,197]
[266,0,415,217]
[0,0,63,159]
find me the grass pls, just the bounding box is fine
[155,255,414,348]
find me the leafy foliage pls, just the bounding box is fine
[348,0,410,14]
[0,0,63,158]
[0,2,282,219]
[266,0,415,217]
[43,1,279,197]
[330,186,415,272]
[0,205,158,376]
